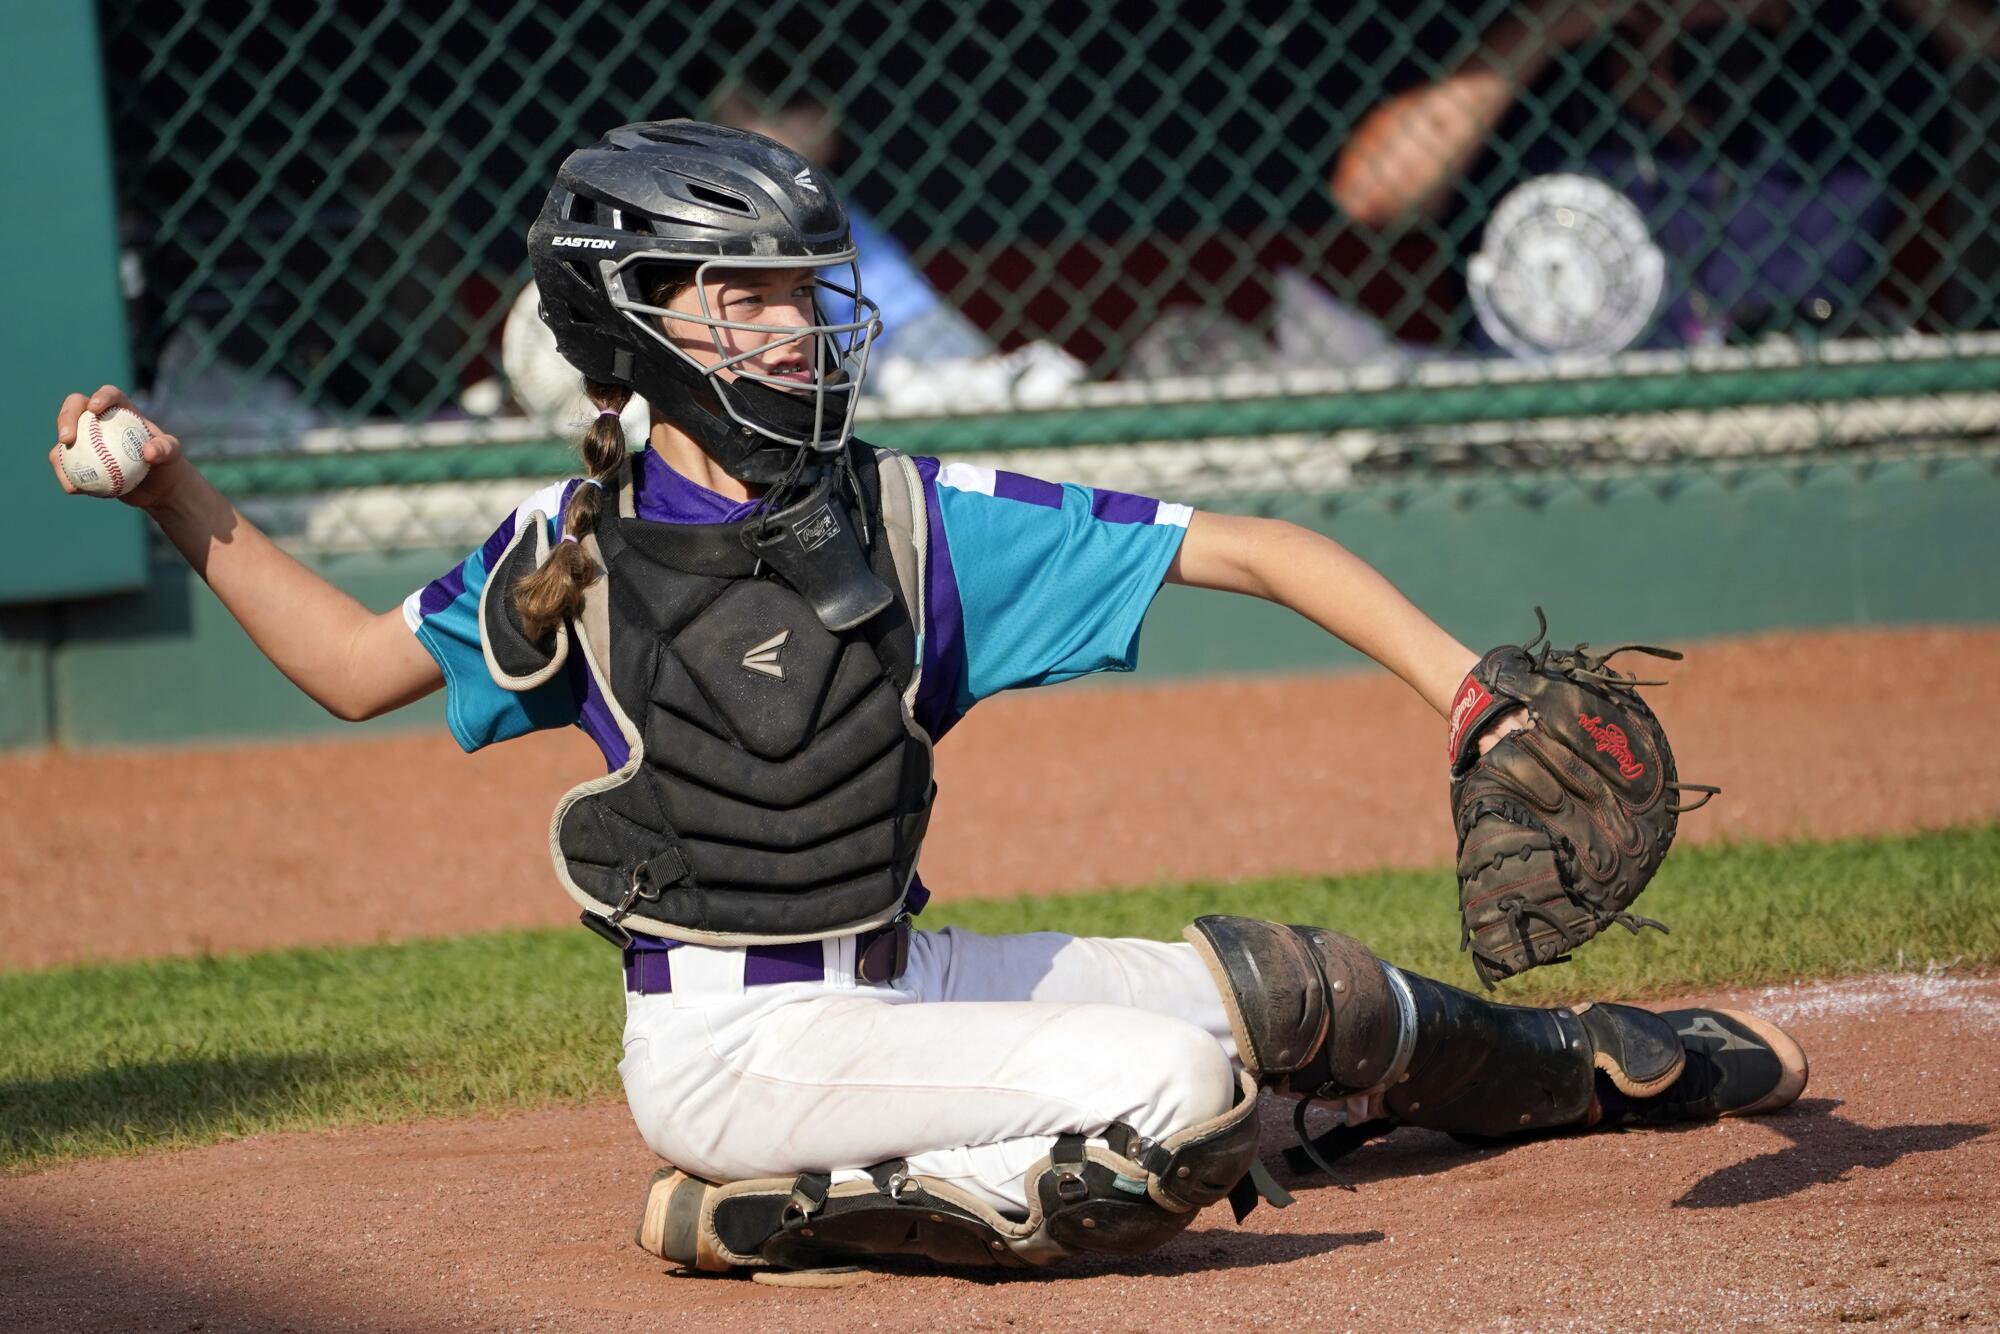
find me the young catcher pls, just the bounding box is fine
[51,120,1805,1278]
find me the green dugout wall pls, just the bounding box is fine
[0,4,147,604]
[10,451,1996,750]
[0,5,148,748]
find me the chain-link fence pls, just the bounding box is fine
[100,0,2000,553]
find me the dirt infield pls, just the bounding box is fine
[4,624,1998,1330]
[5,624,2000,972]
[3,972,1994,1331]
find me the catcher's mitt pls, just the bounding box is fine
[1446,610,1718,988]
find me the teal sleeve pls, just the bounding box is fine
[932,469,1189,711]
[401,488,582,752]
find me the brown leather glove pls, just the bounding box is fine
[1446,611,1719,988]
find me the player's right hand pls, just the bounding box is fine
[53,385,186,509]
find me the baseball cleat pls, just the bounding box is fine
[1598,1007,1808,1126]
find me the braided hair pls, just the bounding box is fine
[508,378,630,642]
[511,269,691,641]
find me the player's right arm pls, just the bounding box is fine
[52,385,441,722]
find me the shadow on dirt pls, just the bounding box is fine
[928,1226,1388,1285]
[1264,1098,1997,1212]
[1272,1123,1496,1189]
[1671,1098,1993,1209]
[0,1050,388,1172]
[0,1200,331,1334]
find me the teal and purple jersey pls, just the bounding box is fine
[404,447,1192,767]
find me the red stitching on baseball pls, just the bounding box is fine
[89,416,126,494]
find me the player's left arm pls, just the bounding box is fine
[1167,510,1478,720]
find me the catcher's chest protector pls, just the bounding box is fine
[481,449,935,945]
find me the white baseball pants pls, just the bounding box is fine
[616,925,1245,1216]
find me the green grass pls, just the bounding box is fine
[934,822,2000,1000]
[4,823,1997,1175]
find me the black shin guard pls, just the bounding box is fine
[1186,915,1686,1147]
[1384,973,1592,1135]
[1382,973,1688,1137]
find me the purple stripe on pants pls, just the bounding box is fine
[743,940,826,986]
[624,949,674,993]
[625,940,825,991]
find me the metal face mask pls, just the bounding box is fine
[605,252,882,458]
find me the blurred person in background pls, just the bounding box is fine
[708,71,992,368]
[709,69,1086,409]
[1327,0,1972,351]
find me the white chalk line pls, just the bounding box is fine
[1750,967,2000,1033]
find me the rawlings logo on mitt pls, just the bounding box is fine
[1447,611,1719,988]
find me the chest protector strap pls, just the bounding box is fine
[478,447,935,946]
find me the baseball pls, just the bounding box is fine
[64,406,153,498]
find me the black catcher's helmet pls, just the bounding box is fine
[526,121,881,484]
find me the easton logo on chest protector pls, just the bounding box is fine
[741,630,790,680]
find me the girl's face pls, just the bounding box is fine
[661,267,819,387]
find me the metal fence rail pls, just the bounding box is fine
[99,0,2000,552]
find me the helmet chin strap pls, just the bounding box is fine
[621,344,847,487]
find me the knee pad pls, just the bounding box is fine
[1184,915,1413,1097]
[634,1070,1263,1273]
